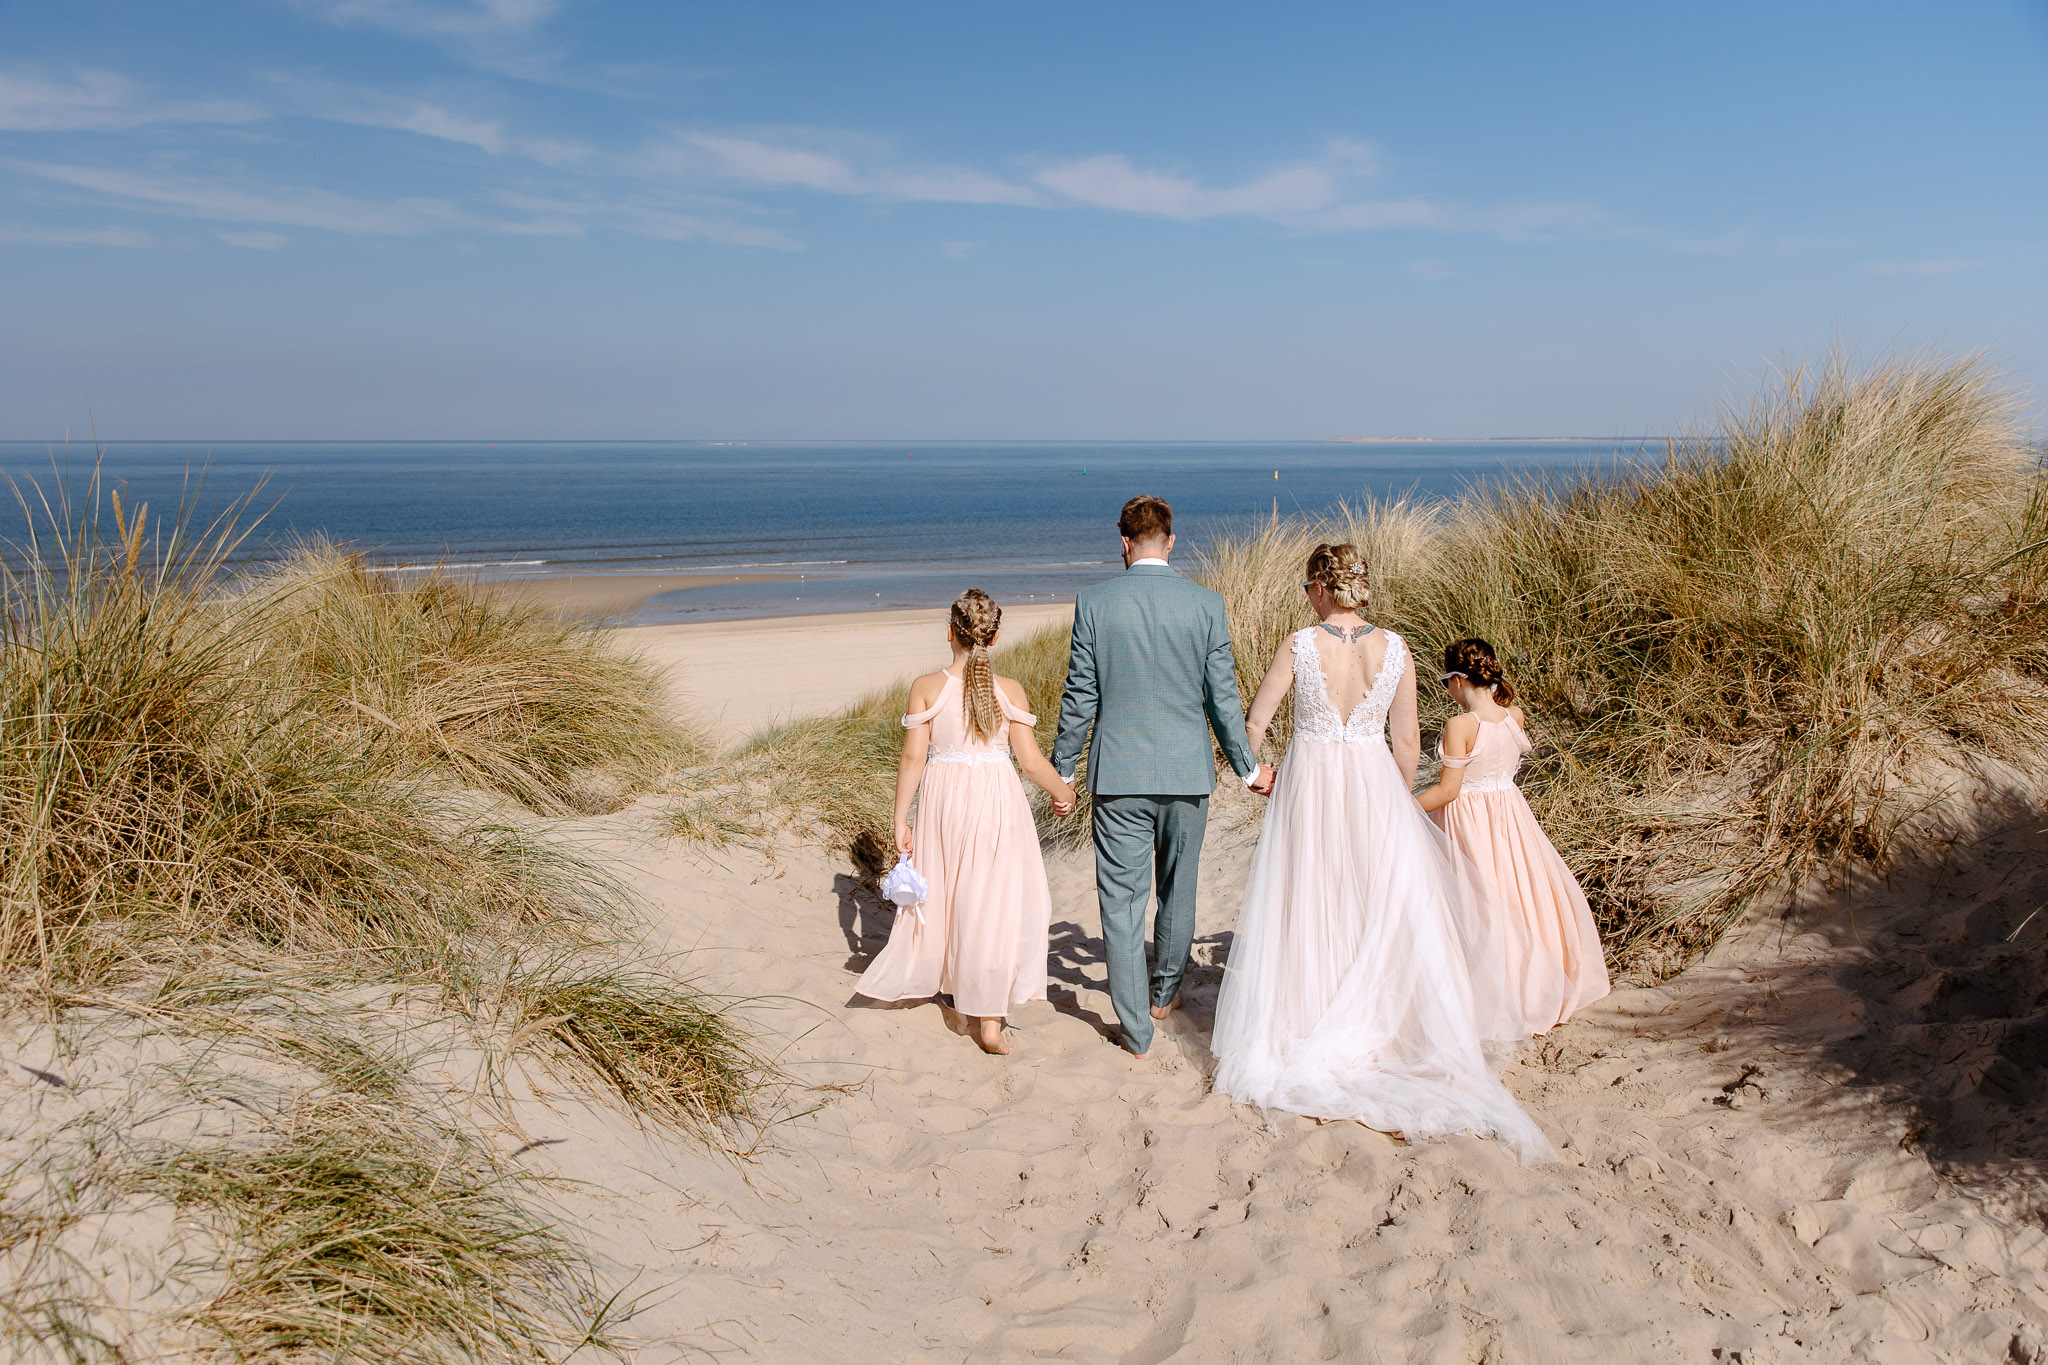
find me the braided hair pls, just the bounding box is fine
[950,589,1004,741]
[1304,542,1372,610]
[1441,638,1515,705]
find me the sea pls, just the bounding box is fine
[0,440,1647,622]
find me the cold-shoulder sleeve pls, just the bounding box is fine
[903,691,947,729]
[997,690,1037,726]
[1437,743,1474,769]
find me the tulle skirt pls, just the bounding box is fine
[1211,736,1561,1163]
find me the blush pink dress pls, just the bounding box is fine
[854,672,1051,1018]
[1432,715,1610,1028]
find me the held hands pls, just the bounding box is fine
[1048,779,1077,817]
[1250,762,1277,796]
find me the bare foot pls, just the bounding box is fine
[975,1018,1011,1056]
[1150,992,1182,1021]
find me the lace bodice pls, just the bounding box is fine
[1291,627,1407,744]
[1438,716,1532,794]
[903,671,1037,766]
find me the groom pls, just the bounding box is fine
[1051,495,1273,1057]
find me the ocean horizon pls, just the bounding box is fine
[0,439,1651,621]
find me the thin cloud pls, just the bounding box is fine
[941,240,981,259]
[0,67,261,131]
[293,0,562,38]
[1865,258,1979,277]
[3,159,448,234]
[0,223,152,247]
[655,131,1041,206]
[1035,154,1341,220]
[488,190,803,250]
[218,230,287,249]
[0,56,1670,255]
[1025,138,1613,241]
[268,75,594,166]
[1407,259,1460,279]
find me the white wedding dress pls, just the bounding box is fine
[1211,627,1557,1163]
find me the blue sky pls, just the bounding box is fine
[2,0,2043,439]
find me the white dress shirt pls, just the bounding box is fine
[1057,558,1262,789]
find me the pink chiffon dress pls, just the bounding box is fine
[854,672,1051,1018]
[1431,715,1610,1028]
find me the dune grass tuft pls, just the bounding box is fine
[255,544,693,816]
[145,1096,613,1365]
[510,964,768,1137]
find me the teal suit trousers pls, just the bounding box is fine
[1092,793,1207,1055]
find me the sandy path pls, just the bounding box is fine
[511,778,2048,1364]
[621,604,1073,745]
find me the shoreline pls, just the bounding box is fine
[485,571,797,617]
[621,602,1075,743]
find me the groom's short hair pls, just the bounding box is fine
[1118,495,1173,543]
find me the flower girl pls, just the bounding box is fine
[1416,638,1610,1028]
[854,589,1075,1055]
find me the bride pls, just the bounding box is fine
[1210,543,1563,1162]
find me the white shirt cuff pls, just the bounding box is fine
[1241,767,1261,788]
[1056,771,1074,784]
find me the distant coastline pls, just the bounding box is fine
[1328,435,1648,444]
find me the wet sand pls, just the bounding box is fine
[489,572,795,617]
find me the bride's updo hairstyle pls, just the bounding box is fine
[1304,542,1372,610]
[1442,638,1516,705]
[950,589,1004,741]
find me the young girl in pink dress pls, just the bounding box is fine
[854,589,1075,1055]
[1416,638,1610,1029]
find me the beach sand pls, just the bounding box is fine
[623,602,1074,744]
[505,775,2048,1362]
[488,572,799,618]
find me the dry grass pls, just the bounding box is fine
[0,472,765,1359]
[256,543,692,815]
[509,962,767,1137]
[753,350,2048,979]
[145,1095,614,1364]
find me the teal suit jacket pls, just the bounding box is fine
[1051,564,1259,796]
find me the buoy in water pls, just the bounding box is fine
[1273,470,1279,480]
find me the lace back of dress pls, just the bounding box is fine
[1292,627,1405,744]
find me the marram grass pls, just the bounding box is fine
[751,350,2048,978]
[0,474,767,1360]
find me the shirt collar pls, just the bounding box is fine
[1129,557,1171,568]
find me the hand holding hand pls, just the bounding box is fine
[1250,762,1276,796]
[1049,783,1077,817]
